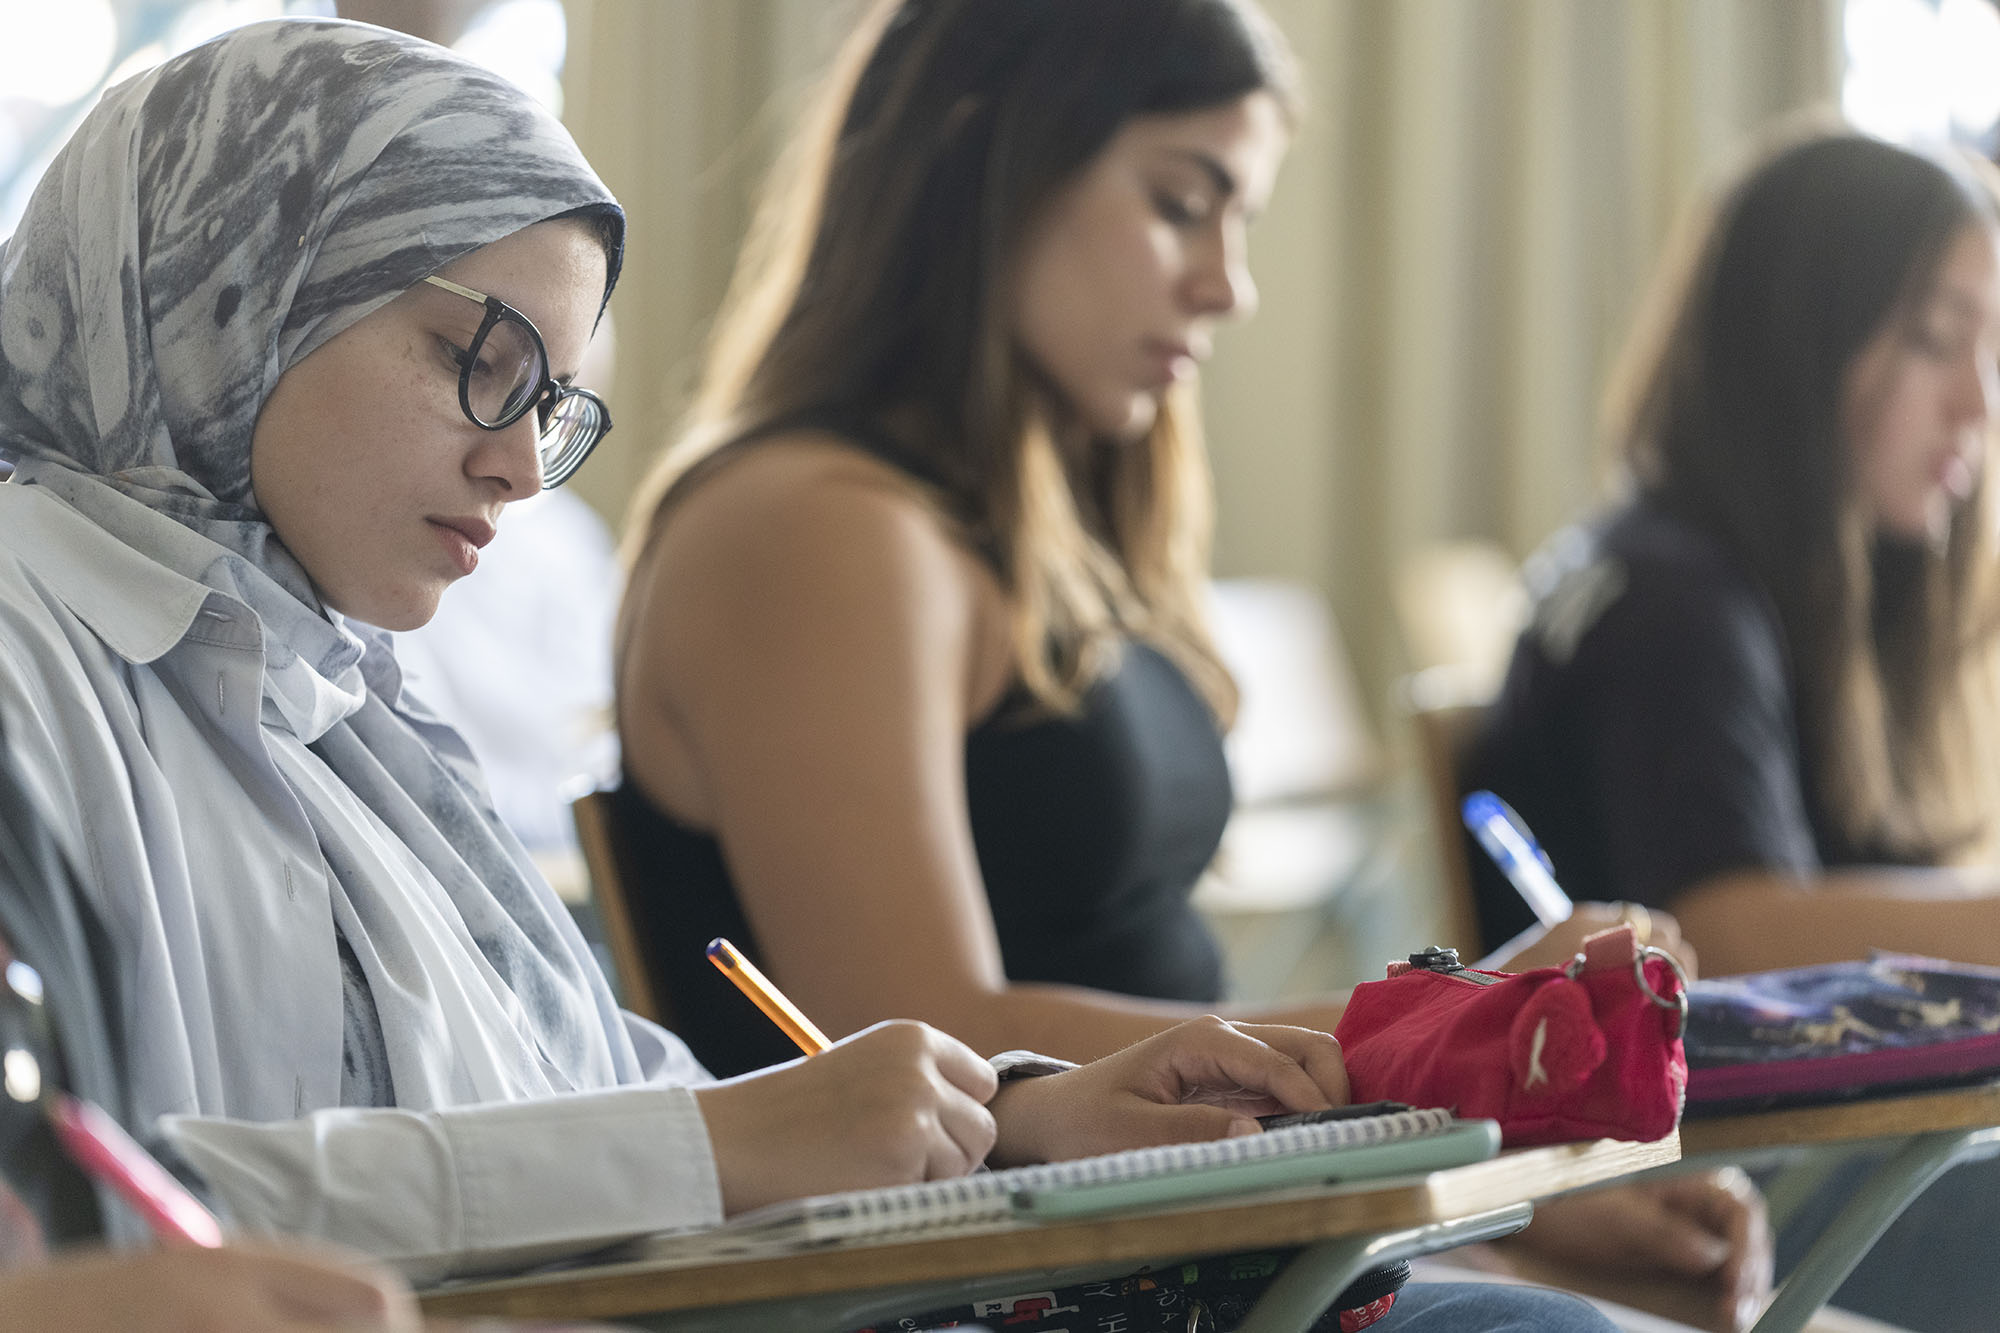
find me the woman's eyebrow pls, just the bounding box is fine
[1158,147,1238,199]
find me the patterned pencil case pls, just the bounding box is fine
[1684,953,2000,1113]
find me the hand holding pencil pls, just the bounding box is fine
[695,936,999,1212]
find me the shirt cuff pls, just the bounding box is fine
[438,1083,723,1268]
[989,1050,1075,1081]
[165,1084,724,1283]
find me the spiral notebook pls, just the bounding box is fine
[637,1106,1494,1263]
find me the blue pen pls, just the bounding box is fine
[1461,790,1573,928]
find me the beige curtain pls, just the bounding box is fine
[1202,0,1842,703]
[562,0,1841,703]
[559,0,852,527]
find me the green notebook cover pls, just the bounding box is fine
[1009,1119,1502,1219]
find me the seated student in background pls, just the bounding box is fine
[1461,128,2000,978]
[0,18,1619,1333]
[611,1,1763,1327]
[1461,127,2000,1333]
[613,0,1651,1079]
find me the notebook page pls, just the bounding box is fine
[735,1105,1457,1244]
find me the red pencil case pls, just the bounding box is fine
[1332,926,1689,1146]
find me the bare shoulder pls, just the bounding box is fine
[639,431,991,607]
[619,430,1015,805]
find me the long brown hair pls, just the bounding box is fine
[1616,129,2000,862]
[621,0,1298,721]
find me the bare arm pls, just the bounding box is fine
[1671,864,2000,976]
[618,439,1356,1062]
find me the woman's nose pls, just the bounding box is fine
[469,412,544,495]
[1956,350,1999,429]
[1186,224,1258,322]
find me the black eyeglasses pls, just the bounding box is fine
[422,275,613,490]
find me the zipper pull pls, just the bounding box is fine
[1407,946,1464,972]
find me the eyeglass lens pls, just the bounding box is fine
[465,315,546,429]
[539,393,607,484]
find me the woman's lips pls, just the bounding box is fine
[427,516,494,577]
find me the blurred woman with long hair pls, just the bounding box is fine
[613,4,1757,1326]
[1465,130,2000,976]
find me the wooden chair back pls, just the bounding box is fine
[1400,682,1492,959]
[570,789,673,1028]
[1392,540,1524,960]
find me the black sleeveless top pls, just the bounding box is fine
[615,428,1234,1076]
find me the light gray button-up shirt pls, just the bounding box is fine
[0,481,723,1279]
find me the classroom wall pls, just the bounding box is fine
[560,0,1840,707]
[560,0,841,533]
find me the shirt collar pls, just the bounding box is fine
[0,480,371,742]
[0,482,211,665]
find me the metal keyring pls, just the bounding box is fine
[1635,945,1690,1039]
[1562,945,1691,1039]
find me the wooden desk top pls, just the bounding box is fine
[420,1134,1679,1323]
[1680,1079,2000,1155]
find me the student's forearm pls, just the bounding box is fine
[1672,866,2000,976]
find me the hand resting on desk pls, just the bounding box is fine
[987,1015,1348,1166]
[1476,1169,1773,1332]
[693,1016,1348,1216]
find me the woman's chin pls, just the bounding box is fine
[329,586,447,633]
[1095,394,1160,443]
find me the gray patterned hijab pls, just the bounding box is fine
[0,19,649,1111]
[0,15,621,551]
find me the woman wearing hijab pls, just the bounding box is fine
[0,18,730,1273]
[0,13,1365,1279]
[0,23,1628,1333]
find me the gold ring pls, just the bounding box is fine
[1615,901,1653,946]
